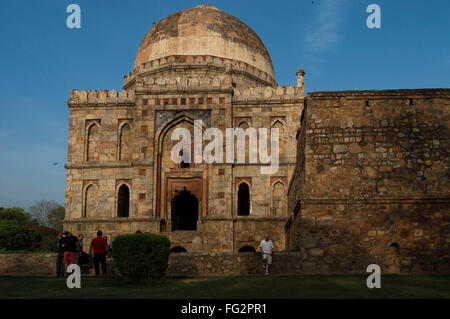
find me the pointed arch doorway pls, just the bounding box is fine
[171,187,198,231]
[165,178,204,232]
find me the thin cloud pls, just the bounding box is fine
[305,0,348,53]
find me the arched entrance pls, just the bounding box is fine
[170,246,187,253]
[238,246,256,253]
[171,187,198,231]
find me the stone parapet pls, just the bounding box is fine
[68,90,136,107]
[123,55,276,88]
[233,86,304,104]
[134,74,233,94]
[308,88,450,99]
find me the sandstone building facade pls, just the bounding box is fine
[65,5,303,253]
[64,5,449,272]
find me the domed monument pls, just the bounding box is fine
[65,5,449,273]
[132,4,276,85]
[65,4,304,253]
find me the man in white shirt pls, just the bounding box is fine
[259,234,274,275]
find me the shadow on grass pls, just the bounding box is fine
[0,274,449,299]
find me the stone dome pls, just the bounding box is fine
[133,4,275,81]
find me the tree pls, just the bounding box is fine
[47,204,65,231]
[0,207,34,225]
[0,221,41,251]
[29,225,58,252]
[29,200,63,228]
[0,206,61,252]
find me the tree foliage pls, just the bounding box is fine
[29,225,58,252]
[0,204,63,252]
[0,220,41,251]
[0,207,35,225]
[47,205,65,232]
[28,201,65,230]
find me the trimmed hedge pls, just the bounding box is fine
[112,233,170,282]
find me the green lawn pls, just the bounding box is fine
[0,274,449,299]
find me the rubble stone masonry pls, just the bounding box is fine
[0,252,302,276]
[287,89,450,273]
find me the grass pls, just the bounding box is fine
[0,250,54,254]
[0,274,449,299]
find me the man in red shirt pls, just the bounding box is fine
[89,231,109,275]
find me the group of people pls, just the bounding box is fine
[56,231,275,276]
[56,231,110,276]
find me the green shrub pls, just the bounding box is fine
[0,221,41,251]
[112,233,170,282]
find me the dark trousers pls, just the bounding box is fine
[56,254,65,276]
[94,253,107,275]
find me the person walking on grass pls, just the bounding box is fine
[63,231,81,275]
[56,232,66,277]
[259,233,274,275]
[89,231,108,276]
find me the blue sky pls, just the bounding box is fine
[0,0,449,209]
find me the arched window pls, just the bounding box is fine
[272,120,284,132]
[84,184,97,218]
[272,181,286,216]
[170,246,187,253]
[117,184,130,217]
[238,183,250,216]
[237,121,250,161]
[238,246,255,253]
[238,121,249,129]
[87,124,100,161]
[272,120,285,157]
[119,123,132,160]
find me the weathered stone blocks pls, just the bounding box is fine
[287,89,450,274]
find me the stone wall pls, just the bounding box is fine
[286,89,450,273]
[0,252,304,276]
[2,248,447,276]
[0,254,56,275]
[286,109,307,249]
[167,252,303,275]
